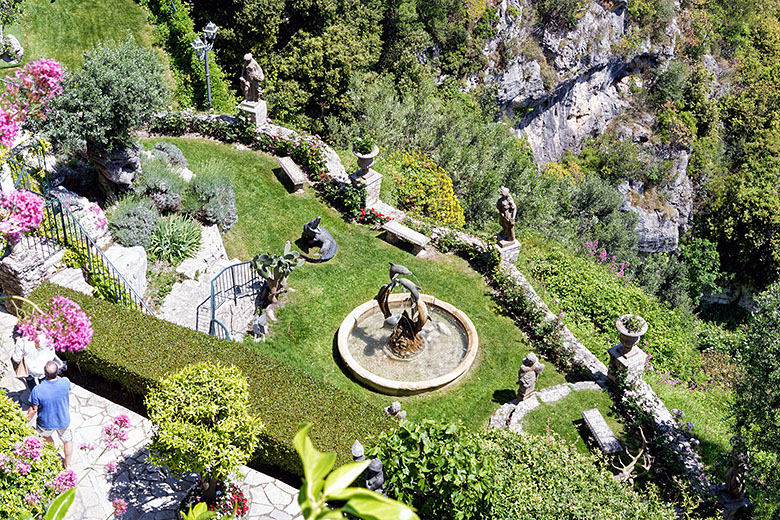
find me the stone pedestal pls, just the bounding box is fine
[349,168,382,207]
[0,241,46,315]
[495,240,520,263]
[607,344,648,383]
[238,100,268,129]
[709,485,751,520]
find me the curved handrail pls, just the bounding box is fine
[208,261,261,341]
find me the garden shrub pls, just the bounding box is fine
[483,429,675,520]
[28,283,393,476]
[107,196,160,248]
[370,420,675,520]
[524,245,702,379]
[0,393,63,518]
[146,362,263,498]
[149,214,202,264]
[134,157,187,212]
[369,421,496,520]
[186,161,238,232]
[383,150,465,227]
[153,141,189,169]
[138,0,237,112]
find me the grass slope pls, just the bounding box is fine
[10,0,162,72]
[143,137,576,429]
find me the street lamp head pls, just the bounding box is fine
[191,36,207,60]
[203,21,218,43]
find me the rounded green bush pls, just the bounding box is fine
[149,214,201,264]
[145,361,263,482]
[108,196,160,248]
[134,157,187,213]
[186,160,238,232]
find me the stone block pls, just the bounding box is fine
[495,241,520,263]
[607,345,648,383]
[0,241,46,313]
[49,268,93,296]
[104,244,148,297]
[581,408,622,454]
[537,383,571,403]
[239,100,268,129]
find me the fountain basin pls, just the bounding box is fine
[338,293,479,395]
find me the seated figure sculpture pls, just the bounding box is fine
[517,353,545,401]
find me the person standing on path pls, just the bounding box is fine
[11,331,58,390]
[26,361,74,469]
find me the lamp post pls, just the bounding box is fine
[192,21,218,110]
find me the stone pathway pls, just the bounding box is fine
[0,308,302,519]
[490,380,604,433]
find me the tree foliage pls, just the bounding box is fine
[45,38,168,152]
[732,282,780,495]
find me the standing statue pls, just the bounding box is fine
[517,353,545,401]
[496,186,517,246]
[240,53,264,103]
[724,437,749,500]
[365,458,386,496]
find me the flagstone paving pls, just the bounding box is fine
[0,308,302,520]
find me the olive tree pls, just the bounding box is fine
[145,361,263,504]
[45,38,168,195]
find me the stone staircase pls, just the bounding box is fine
[157,226,257,340]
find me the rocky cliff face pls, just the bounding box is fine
[474,0,679,165]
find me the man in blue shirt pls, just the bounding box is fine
[26,361,73,469]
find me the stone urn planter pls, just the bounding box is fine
[615,314,648,355]
[353,144,379,176]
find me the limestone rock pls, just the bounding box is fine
[49,187,111,249]
[176,225,228,280]
[49,268,92,296]
[104,244,148,297]
[87,143,141,195]
[0,241,46,313]
[0,34,24,64]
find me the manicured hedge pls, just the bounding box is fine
[29,283,393,475]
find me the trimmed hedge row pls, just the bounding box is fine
[140,0,237,113]
[29,283,393,475]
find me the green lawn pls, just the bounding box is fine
[521,389,629,455]
[142,136,573,429]
[9,0,165,73]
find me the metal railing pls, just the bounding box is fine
[35,194,156,316]
[9,139,52,194]
[208,261,261,340]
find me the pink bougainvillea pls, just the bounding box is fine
[13,435,44,462]
[46,469,77,493]
[0,188,44,244]
[17,295,93,353]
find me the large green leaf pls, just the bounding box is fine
[336,488,419,520]
[43,489,76,520]
[322,460,370,497]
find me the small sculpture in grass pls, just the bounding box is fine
[251,240,305,305]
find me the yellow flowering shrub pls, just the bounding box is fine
[385,150,466,227]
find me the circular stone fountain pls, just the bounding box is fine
[338,289,479,395]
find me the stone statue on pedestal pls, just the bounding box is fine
[240,53,264,103]
[517,353,545,401]
[496,186,517,246]
[366,458,386,495]
[724,437,749,500]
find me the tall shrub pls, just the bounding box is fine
[145,361,263,503]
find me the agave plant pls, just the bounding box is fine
[251,240,305,304]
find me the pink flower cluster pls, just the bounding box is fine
[46,469,77,493]
[18,295,94,353]
[582,240,632,283]
[102,414,131,450]
[13,435,43,461]
[0,58,63,147]
[0,188,44,244]
[89,202,108,231]
[113,498,128,517]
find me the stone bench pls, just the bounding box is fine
[382,220,430,255]
[581,408,623,454]
[277,156,306,193]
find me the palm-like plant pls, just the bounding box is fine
[251,240,305,304]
